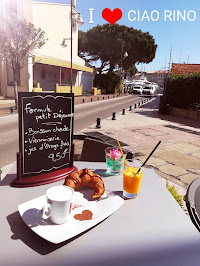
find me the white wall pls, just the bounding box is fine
[32,2,93,93]
[32,2,79,63]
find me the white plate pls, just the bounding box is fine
[18,189,124,244]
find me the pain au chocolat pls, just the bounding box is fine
[63,168,105,198]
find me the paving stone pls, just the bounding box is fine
[157,164,188,177]
[190,152,200,159]
[154,169,187,189]
[179,173,199,186]
[190,140,200,147]
[132,127,168,137]
[154,134,199,144]
[164,143,200,154]
[135,147,169,157]
[187,169,200,175]
[132,148,153,157]
[156,150,200,170]
[137,156,167,167]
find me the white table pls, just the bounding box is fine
[1,161,200,266]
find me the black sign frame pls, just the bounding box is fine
[11,92,77,187]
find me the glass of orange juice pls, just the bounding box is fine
[123,162,143,199]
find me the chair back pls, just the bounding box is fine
[80,137,134,162]
[185,178,200,232]
[81,138,114,162]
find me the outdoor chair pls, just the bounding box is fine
[185,178,200,232]
[80,137,134,162]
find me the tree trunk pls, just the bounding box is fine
[98,61,105,75]
[109,61,115,73]
[13,68,18,110]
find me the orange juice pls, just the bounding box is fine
[123,166,143,197]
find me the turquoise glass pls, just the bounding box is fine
[105,147,125,175]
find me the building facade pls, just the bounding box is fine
[145,71,168,87]
[0,0,93,97]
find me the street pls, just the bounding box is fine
[0,95,147,168]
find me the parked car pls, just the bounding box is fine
[128,83,143,94]
[142,84,158,96]
[132,85,143,94]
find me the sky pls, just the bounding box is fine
[34,0,200,72]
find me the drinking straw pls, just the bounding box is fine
[136,141,161,174]
[117,139,128,167]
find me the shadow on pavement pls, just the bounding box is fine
[136,97,200,130]
[0,174,16,186]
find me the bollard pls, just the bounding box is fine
[10,107,14,113]
[142,101,143,104]
[91,98,93,102]
[108,96,109,99]
[122,109,125,115]
[134,103,137,108]
[117,95,118,97]
[113,95,114,98]
[96,118,101,128]
[97,97,99,101]
[112,112,116,120]
[129,106,132,111]
[83,99,85,103]
[103,97,104,100]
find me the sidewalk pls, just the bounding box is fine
[0,96,16,117]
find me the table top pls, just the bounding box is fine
[1,161,200,266]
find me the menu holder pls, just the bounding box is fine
[11,92,77,187]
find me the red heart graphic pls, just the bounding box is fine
[102,8,123,25]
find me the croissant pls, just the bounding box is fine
[64,168,105,198]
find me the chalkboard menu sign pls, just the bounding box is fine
[11,92,77,187]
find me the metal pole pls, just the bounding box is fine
[70,0,73,94]
[60,66,62,90]
[120,44,123,95]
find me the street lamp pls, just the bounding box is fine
[61,1,84,93]
[70,1,84,94]
[120,44,128,94]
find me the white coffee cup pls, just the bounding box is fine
[41,185,74,224]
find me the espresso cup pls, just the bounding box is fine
[41,185,74,224]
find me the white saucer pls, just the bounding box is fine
[18,190,124,244]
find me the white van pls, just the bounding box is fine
[142,84,158,96]
[132,85,143,94]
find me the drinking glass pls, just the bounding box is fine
[105,147,126,175]
[123,161,144,199]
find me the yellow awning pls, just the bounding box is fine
[34,54,93,73]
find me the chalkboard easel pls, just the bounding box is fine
[11,92,77,187]
[11,149,77,187]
